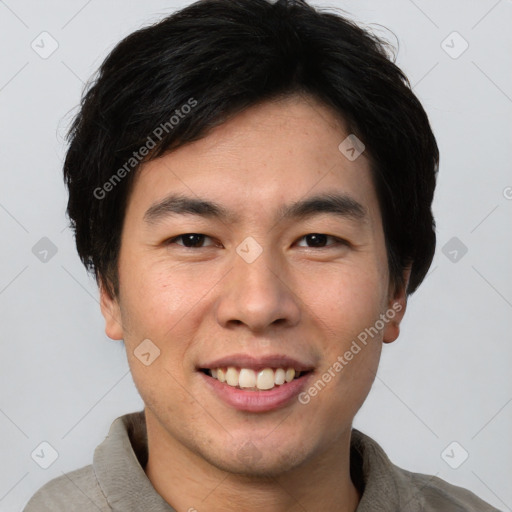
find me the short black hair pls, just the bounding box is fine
[64,0,439,299]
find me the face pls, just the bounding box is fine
[101,95,408,477]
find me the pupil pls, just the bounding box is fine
[307,234,327,247]
[183,234,204,247]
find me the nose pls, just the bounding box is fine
[215,247,301,332]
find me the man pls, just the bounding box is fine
[23,0,499,510]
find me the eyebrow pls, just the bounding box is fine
[277,193,366,223]
[143,192,367,225]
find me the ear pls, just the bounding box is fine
[382,266,411,344]
[99,280,124,340]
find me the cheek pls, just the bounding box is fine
[299,261,387,400]
[116,261,204,407]
[119,257,207,331]
[304,261,389,339]
[117,257,224,381]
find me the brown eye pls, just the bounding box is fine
[296,233,345,248]
[168,233,214,248]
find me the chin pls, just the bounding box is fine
[210,454,303,479]
[200,438,310,478]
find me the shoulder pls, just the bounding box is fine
[351,430,500,512]
[402,469,501,512]
[23,464,111,512]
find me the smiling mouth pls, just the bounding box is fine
[199,367,312,391]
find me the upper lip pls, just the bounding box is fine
[198,353,315,372]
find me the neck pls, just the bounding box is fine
[143,410,360,512]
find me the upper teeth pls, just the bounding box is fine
[209,367,300,391]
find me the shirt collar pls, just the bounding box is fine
[93,411,176,511]
[94,410,422,512]
[351,429,424,511]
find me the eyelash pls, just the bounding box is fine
[166,233,348,249]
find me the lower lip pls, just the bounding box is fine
[200,371,312,412]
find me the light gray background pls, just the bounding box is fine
[1,0,511,510]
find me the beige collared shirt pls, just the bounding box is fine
[23,410,500,511]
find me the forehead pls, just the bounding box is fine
[128,95,380,225]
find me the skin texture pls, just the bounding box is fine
[100,94,409,512]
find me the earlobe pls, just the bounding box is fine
[99,281,124,340]
[382,266,411,344]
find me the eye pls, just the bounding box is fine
[296,233,346,248]
[166,233,218,248]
